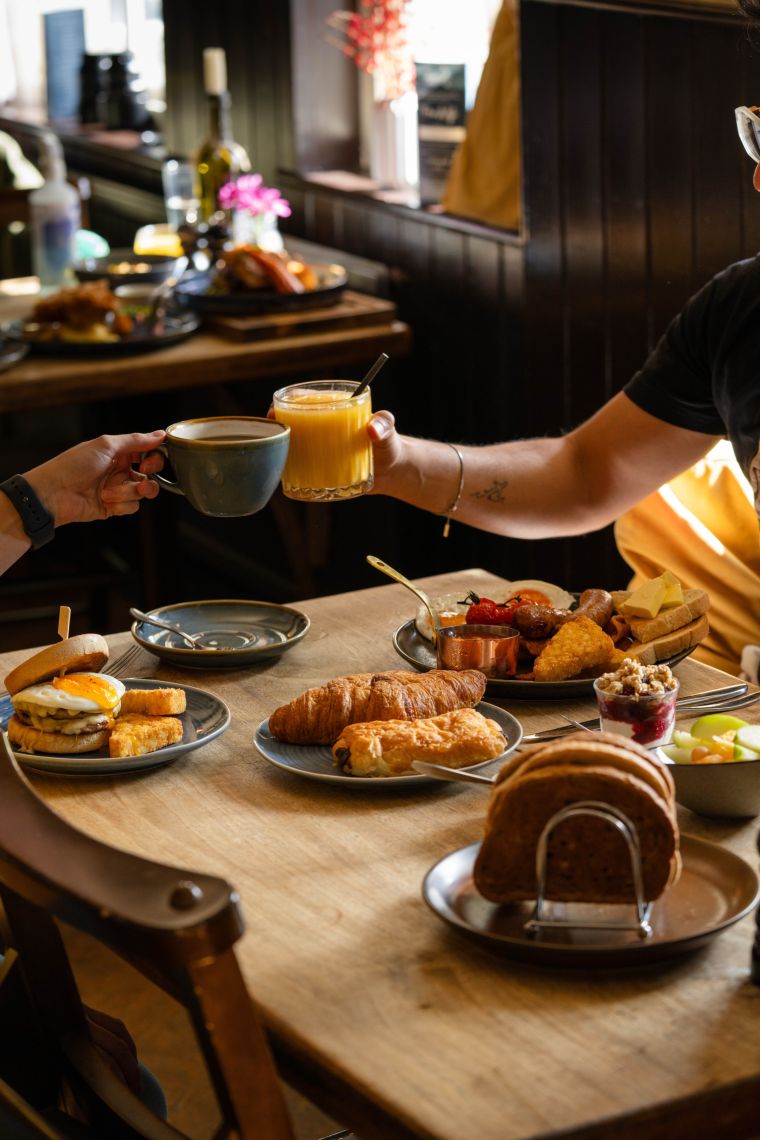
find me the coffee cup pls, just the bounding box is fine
[153,416,290,517]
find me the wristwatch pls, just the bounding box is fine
[0,474,55,549]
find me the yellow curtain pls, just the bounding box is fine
[441,0,521,231]
[614,441,760,676]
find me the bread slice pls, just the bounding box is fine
[474,732,679,904]
[120,688,187,715]
[626,613,709,665]
[626,587,709,643]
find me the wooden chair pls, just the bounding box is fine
[0,733,352,1139]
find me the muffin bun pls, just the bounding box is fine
[6,714,111,755]
[4,634,109,696]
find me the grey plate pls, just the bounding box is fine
[393,620,695,699]
[0,678,230,775]
[6,313,200,356]
[657,748,760,819]
[0,334,29,373]
[73,248,178,286]
[253,701,523,787]
[423,835,759,967]
[131,599,310,669]
[173,263,348,315]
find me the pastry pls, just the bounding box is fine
[474,732,679,905]
[268,668,487,745]
[332,707,506,777]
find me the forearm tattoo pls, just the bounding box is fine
[471,481,508,504]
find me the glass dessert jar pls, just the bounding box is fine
[593,659,679,748]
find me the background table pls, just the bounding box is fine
[0,289,411,412]
[4,568,760,1140]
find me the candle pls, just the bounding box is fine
[203,47,227,95]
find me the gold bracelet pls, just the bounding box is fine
[441,443,464,538]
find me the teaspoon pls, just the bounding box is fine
[366,555,440,645]
[129,607,201,650]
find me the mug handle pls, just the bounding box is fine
[147,445,185,497]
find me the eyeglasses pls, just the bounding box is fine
[736,105,760,163]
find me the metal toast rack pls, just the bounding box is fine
[524,801,654,940]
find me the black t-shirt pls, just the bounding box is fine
[624,255,760,511]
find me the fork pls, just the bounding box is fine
[108,643,146,679]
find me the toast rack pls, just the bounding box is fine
[524,802,654,940]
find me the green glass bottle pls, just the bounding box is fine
[196,48,250,222]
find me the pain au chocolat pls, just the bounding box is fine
[473,731,680,905]
[268,668,487,745]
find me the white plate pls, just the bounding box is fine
[0,678,230,775]
[253,701,522,787]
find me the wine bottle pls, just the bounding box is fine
[196,48,250,222]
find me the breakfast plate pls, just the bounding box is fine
[0,678,230,775]
[4,313,200,356]
[173,263,348,315]
[423,835,759,967]
[131,600,310,669]
[253,701,523,787]
[393,620,696,699]
[0,332,28,373]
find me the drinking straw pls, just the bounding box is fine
[352,352,389,398]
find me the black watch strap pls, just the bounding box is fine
[0,474,55,549]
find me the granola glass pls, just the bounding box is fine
[593,661,679,748]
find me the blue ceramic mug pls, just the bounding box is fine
[154,416,290,517]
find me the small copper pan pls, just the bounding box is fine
[436,624,520,679]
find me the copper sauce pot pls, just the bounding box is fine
[436,624,520,679]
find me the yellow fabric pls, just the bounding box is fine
[614,441,760,676]
[441,0,521,231]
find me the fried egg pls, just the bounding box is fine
[13,673,125,714]
[414,594,469,642]
[503,580,575,610]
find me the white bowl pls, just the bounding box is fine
[657,748,760,818]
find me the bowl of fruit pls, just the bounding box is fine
[659,713,760,818]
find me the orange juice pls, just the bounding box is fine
[273,381,373,501]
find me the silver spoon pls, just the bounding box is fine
[366,554,440,645]
[411,760,496,785]
[129,607,201,650]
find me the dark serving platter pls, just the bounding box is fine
[5,313,200,357]
[173,263,348,316]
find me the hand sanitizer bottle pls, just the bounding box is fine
[29,133,81,290]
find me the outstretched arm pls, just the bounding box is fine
[0,430,166,575]
[368,392,722,538]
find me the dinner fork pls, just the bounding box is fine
[108,643,146,678]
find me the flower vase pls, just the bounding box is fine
[366,77,418,190]
[232,209,284,251]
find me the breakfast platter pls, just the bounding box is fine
[254,700,522,787]
[423,835,760,967]
[7,313,200,356]
[174,262,348,316]
[0,679,229,775]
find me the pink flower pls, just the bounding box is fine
[216,174,291,219]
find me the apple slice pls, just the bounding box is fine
[690,713,749,739]
[660,744,693,765]
[735,724,760,753]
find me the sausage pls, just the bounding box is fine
[512,589,614,639]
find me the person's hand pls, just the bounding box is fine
[24,431,167,527]
[83,1005,141,1095]
[366,410,403,493]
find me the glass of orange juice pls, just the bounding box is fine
[272,380,373,501]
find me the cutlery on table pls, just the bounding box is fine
[411,760,496,785]
[366,555,441,646]
[129,608,202,650]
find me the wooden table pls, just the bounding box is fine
[6,568,760,1140]
[0,290,411,412]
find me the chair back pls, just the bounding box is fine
[0,732,294,1139]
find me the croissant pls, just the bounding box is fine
[268,668,487,745]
